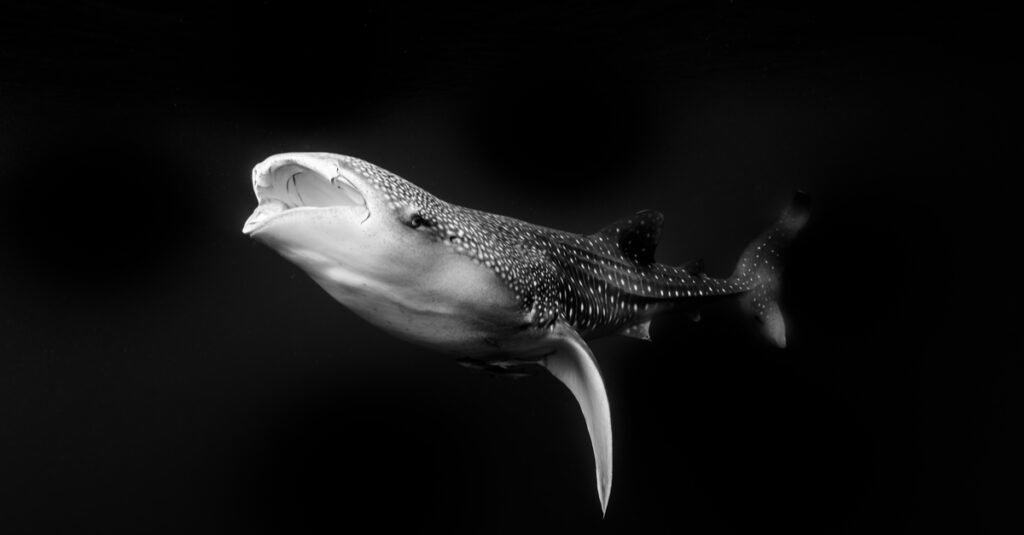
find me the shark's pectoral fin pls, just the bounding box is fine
[542,321,612,515]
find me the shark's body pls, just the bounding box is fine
[243,153,809,514]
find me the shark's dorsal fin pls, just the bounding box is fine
[543,321,613,515]
[595,209,664,267]
[619,319,652,341]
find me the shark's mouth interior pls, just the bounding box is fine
[244,162,368,233]
[263,163,366,209]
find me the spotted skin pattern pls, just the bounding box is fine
[339,155,804,338]
[248,153,809,516]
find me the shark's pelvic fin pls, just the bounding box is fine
[543,322,613,516]
[594,209,664,267]
[619,319,652,341]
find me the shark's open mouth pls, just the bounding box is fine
[243,158,367,234]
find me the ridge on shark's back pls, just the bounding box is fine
[243,152,810,515]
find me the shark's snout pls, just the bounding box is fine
[243,154,369,234]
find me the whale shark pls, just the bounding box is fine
[242,152,809,515]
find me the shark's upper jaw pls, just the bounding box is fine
[243,154,369,235]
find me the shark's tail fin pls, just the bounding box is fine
[731,192,810,348]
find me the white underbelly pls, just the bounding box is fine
[299,250,535,356]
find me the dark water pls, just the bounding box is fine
[0,3,1016,533]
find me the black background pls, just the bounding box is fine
[0,2,1017,533]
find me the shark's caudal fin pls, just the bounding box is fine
[731,192,810,348]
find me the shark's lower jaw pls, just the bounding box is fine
[243,156,369,234]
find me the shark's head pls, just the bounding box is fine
[241,153,521,347]
[242,152,454,282]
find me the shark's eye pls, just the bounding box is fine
[407,213,431,229]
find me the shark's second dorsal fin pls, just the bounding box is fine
[682,258,705,277]
[595,209,664,267]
